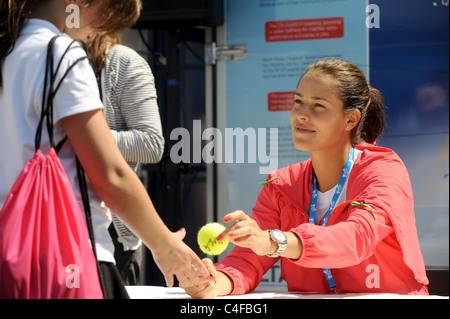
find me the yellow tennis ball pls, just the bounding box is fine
[197,222,229,255]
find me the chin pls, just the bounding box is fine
[293,141,312,153]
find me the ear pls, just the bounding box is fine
[345,109,361,131]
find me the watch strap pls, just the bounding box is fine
[267,229,287,258]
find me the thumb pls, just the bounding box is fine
[174,228,186,241]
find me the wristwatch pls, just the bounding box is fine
[267,229,288,258]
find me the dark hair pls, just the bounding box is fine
[302,58,387,145]
[0,0,142,88]
[0,0,38,88]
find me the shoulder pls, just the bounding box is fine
[350,142,412,196]
[50,36,96,87]
[258,159,313,209]
[353,142,407,175]
[18,20,87,62]
[107,45,148,69]
[47,37,102,123]
[267,160,311,185]
[105,45,153,88]
[53,35,89,64]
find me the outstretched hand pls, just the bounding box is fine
[217,210,276,256]
[181,258,219,299]
[152,228,210,288]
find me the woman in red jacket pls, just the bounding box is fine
[184,59,429,298]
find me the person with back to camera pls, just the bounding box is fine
[182,59,429,298]
[0,0,208,298]
[85,29,165,285]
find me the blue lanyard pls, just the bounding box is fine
[309,147,355,293]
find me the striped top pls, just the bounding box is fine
[101,44,164,170]
[100,44,164,250]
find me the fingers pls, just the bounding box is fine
[181,259,218,299]
[175,253,209,288]
[190,253,210,279]
[171,265,200,289]
[203,258,217,286]
[160,229,209,288]
[178,258,215,289]
[194,258,216,285]
[203,258,216,277]
[164,273,174,288]
[223,210,249,223]
[218,210,250,242]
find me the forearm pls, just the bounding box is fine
[281,232,303,260]
[61,110,172,253]
[111,128,164,164]
[214,271,234,296]
[98,168,172,254]
[289,210,391,268]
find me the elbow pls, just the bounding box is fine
[88,164,130,210]
[144,131,165,164]
[153,135,165,163]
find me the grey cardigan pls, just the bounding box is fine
[101,44,164,170]
[101,44,164,250]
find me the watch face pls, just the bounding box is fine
[272,230,287,243]
[273,232,284,241]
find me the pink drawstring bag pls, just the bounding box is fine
[0,36,103,299]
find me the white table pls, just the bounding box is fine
[126,286,448,299]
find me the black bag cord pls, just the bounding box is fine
[35,35,106,295]
[36,37,88,150]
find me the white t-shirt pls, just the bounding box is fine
[0,19,115,263]
[315,149,363,224]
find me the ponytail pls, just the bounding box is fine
[0,0,39,88]
[357,86,386,144]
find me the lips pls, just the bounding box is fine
[295,125,315,133]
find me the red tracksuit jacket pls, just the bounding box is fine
[216,143,429,295]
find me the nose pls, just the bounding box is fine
[292,104,311,122]
[299,111,310,121]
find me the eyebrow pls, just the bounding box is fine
[295,92,330,103]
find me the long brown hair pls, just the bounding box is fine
[302,59,387,145]
[0,0,142,87]
[86,0,143,74]
[86,33,122,74]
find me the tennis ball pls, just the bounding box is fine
[197,222,229,255]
